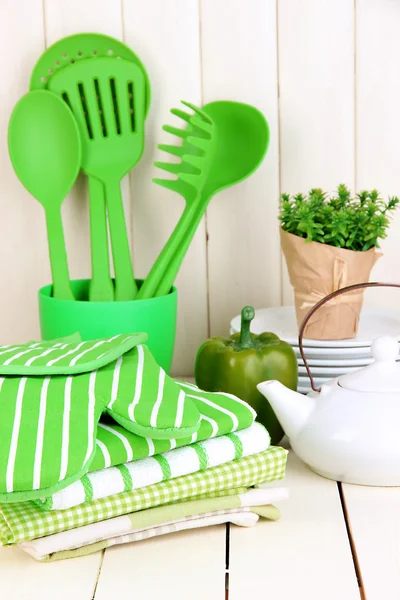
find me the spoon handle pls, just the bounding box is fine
[154,194,211,298]
[88,177,114,302]
[136,201,199,301]
[45,206,74,301]
[103,179,137,301]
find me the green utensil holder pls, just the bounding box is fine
[38,279,177,373]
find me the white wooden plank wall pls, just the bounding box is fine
[0,0,400,374]
[278,0,355,304]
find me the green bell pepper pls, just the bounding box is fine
[194,306,298,444]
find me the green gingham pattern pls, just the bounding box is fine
[0,447,287,545]
[35,422,270,511]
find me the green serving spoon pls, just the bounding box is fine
[48,57,145,301]
[8,90,81,300]
[136,102,216,300]
[30,33,151,302]
[153,100,270,297]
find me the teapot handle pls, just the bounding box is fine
[298,282,400,392]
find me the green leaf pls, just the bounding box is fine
[278,185,398,250]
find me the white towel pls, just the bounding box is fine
[37,422,271,511]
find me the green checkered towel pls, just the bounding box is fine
[0,447,288,545]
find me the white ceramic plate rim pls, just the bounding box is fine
[298,376,333,384]
[297,356,374,367]
[292,345,373,358]
[298,365,362,375]
[230,306,400,348]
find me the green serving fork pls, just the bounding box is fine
[153,100,270,298]
[8,90,81,300]
[136,102,216,300]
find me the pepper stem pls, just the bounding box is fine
[239,306,255,349]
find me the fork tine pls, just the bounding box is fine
[181,100,213,124]
[163,125,189,139]
[158,143,185,157]
[182,155,205,170]
[153,178,180,192]
[187,136,211,152]
[170,108,193,123]
[180,173,202,187]
[154,161,182,175]
[190,116,213,136]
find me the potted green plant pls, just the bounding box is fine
[279,185,399,340]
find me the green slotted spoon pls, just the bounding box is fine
[30,33,151,301]
[8,90,81,300]
[153,100,270,298]
[136,102,216,300]
[48,57,145,301]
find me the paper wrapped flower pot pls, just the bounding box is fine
[280,229,382,340]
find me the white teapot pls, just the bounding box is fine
[257,282,400,486]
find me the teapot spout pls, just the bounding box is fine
[257,380,316,440]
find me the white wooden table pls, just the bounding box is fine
[0,449,398,599]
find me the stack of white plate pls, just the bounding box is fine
[230,306,400,394]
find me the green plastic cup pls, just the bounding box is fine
[38,279,177,372]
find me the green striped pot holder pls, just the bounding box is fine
[90,382,256,472]
[0,334,204,502]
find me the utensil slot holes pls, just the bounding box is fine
[77,83,94,139]
[127,82,135,132]
[110,78,121,135]
[94,79,107,137]
[61,92,72,109]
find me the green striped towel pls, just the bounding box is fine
[35,422,270,511]
[0,334,255,503]
[0,335,256,504]
[0,447,288,545]
[90,381,256,472]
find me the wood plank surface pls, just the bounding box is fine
[0,546,103,600]
[200,0,282,337]
[342,482,400,600]
[123,0,208,376]
[0,0,46,344]
[278,0,355,305]
[355,0,400,311]
[95,524,226,600]
[228,451,360,600]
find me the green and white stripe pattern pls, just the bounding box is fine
[105,346,201,440]
[0,333,145,375]
[0,335,212,501]
[0,447,288,545]
[0,335,257,503]
[35,422,270,511]
[90,381,257,472]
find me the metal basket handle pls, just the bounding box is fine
[298,282,400,392]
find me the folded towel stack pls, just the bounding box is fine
[0,335,289,561]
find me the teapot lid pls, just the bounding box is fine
[338,336,400,392]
